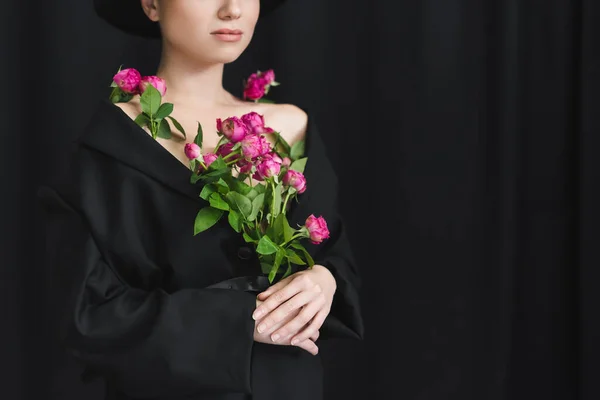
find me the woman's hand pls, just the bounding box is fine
[252,265,336,348]
[253,299,320,355]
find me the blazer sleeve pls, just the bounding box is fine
[301,124,365,341]
[38,186,257,398]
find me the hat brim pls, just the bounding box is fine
[94,0,286,38]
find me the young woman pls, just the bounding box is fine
[38,1,364,399]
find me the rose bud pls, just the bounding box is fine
[240,134,264,160]
[139,75,167,97]
[254,158,281,180]
[304,215,330,244]
[184,143,201,160]
[241,112,267,135]
[221,116,249,143]
[198,153,218,173]
[243,77,267,101]
[283,170,307,194]
[113,68,142,94]
[262,69,276,85]
[282,157,291,167]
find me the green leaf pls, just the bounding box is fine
[260,262,272,274]
[290,242,315,267]
[244,232,258,243]
[209,192,229,211]
[290,157,308,173]
[246,188,259,201]
[140,84,161,116]
[194,207,223,235]
[270,81,281,87]
[282,261,293,279]
[157,118,172,139]
[282,214,294,242]
[256,235,279,255]
[228,210,243,233]
[271,213,284,243]
[155,102,173,119]
[285,248,306,265]
[223,175,252,195]
[268,248,286,283]
[273,132,291,156]
[272,183,282,218]
[167,116,186,139]
[225,192,252,219]
[253,183,267,194]
[209,156,227,171]
[199,184,216,200]
[290,140,305,160]
[216,178,230,194]
[258,98,275,104]
[248,193,265,222]
[190,173,202,184]
[134,113,150,128]
[194,122,204,148]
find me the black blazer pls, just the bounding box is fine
[37,99,364,400]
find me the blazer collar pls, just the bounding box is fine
[77,98,317,203]
[77,99,206,202]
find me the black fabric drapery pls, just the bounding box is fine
[2,0,599,399]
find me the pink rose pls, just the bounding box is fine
[305,215,330,244]
[113,68,142,94]
[282,157,291,167]
[139,75,167,97]
[262,69,275,85]
[283,170,307,194]
[221,116,249,143]
[237,159,253,174]
[184,143,201,160]
[241,134,270,160]
[254,158,281,181]
[241,112,267,134]
[263,152,282,164]
[244,78,267,101]
[216,118,223,132]
[216,142,240,161]
[198,153,219,173]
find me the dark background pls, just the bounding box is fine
[2,0,599,399]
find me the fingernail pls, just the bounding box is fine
[257,323,266,333]
[291,339,299,346]
[252,310,263,320]
[271,334,280,342]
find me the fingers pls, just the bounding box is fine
[291,308,329,346]
[256,276,292,301]
[310,330,320,342]
[256,290,319,337]
[295,338,319,355]
[270,293,326,343]
[253,274,317,322]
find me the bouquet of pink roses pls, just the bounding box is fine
[185,109,329,283]
[109,66,329,283]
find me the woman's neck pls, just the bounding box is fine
[155,50,235,109]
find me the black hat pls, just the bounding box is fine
[94,0,286,39]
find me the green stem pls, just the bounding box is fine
[269,180,276,225]
[281,232,305,248]
[150,116,156,140]
[222,150,240,161]
[282,191,292,215]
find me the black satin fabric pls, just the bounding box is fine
[37,99,364,400]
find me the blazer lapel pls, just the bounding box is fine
[77,99,205,203]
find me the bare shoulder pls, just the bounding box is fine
[261,103,308,146]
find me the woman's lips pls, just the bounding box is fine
[211,29,243,42]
